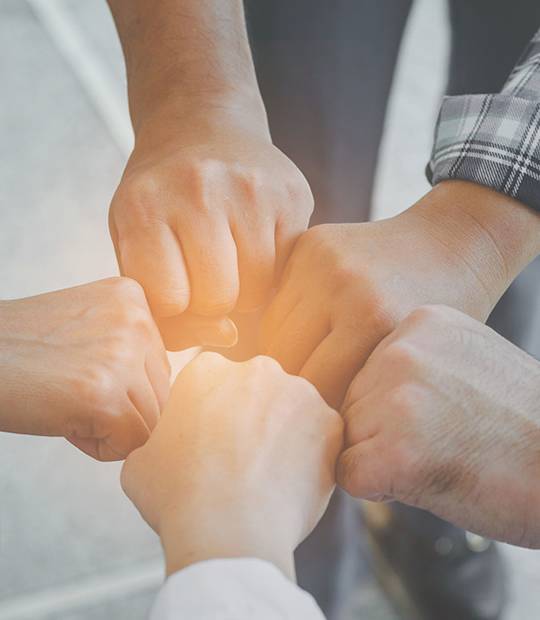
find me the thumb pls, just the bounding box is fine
[158,313,238,351]
[337,441,388,500]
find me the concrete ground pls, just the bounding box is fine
[0,1,539,619]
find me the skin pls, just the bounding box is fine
[106,0,313,348]
[0,278,170,461]
[338,304,540,549]
[261,180,540,409]
[121,353,343,580]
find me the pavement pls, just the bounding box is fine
[0,1,539,619]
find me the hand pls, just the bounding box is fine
[0,278,170,461]
[260,181,527,408]
[121,353,342,579]
[338,304,540,549]
[110,99,313,348]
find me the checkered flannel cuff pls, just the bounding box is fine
[427,27,540,212]
[427,93,540,211]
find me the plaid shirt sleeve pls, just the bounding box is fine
[427,28,540,212]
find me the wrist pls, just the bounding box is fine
[406,180,540,316]
[130,82,268,138]
[158,507,296,581]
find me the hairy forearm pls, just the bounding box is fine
[408,180,540,314]
[107,0,264,131]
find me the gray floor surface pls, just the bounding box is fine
[0,1,539,619]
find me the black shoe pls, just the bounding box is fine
[363,502,507,620]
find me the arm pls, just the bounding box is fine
[106,1,313,346]
[260,180,540,409]
[106,0,264,133]
[261,28,540,408]
[0,278,169,460]
[121,353,342,617]
[338,304,540,549]
[428,28,540,216]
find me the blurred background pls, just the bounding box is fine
[0,1,539,619]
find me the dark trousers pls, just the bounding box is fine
[245,0,540,615]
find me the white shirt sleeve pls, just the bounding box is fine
[150,558,326,620]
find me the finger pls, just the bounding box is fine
[108,211,122,272]
[274,215,310,285]
[342,325,404,411]
[337,440,388,499]
[165,351,230,413]
[145,354,170,413]
[259,285,301,353]
[117,223,191,317]
[179,215,239,317]
[233,224,276,313]
[300,326,378,410]
[158,313,238,351]
[67,436,124,462]
[342,351,387,412]
[143,312,171,410]
[108,400,152,456]
[128,376,160,432]
[67,401,150,461]
[265,302,331,375]
[342,395,382,448]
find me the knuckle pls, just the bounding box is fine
[196,351,226,366]
[114,173,163,226]
[188,351,228,380]
[285,175,314,209]
[152,295,190,316]
[383,342,421,375]
[331,261,361,289]
[183,159,221,211]
[65,403,100,440]
[237,169,264,201]
[247,354,282,375]
[364,299,396,336]
[406,304,453,329]
[300,224,333,250]
[119,306,153,335]
[109,277,147,305]
[294,374,326,402]
[83,366,116,405]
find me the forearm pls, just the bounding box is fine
[407,180,540,315]
[106,0,265,132]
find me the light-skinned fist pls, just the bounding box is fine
[0,277,169,461]
[121,352,342,579]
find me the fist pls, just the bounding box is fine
[261,187,504,409]
[110,108,313,348]
[121,353,342,574]
[0,278,170,461]
[338,305,540,548]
